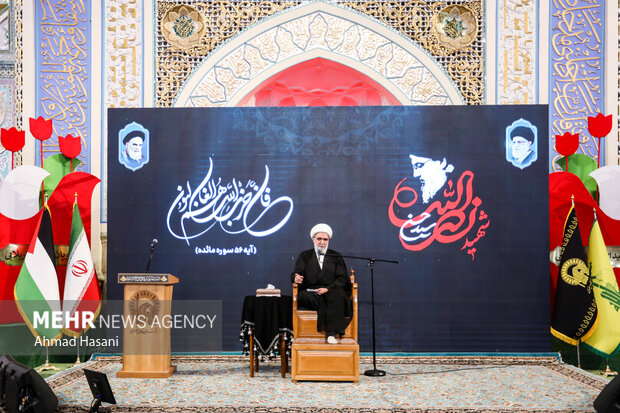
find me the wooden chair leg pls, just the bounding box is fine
[280,332,288,377]
[249,329,254,377]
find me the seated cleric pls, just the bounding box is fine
[291,223,352,344]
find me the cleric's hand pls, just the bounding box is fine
[316,288,328,295]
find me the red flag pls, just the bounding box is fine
[550,171,620,295]
[47,172,100,298]
[0,210,43,324]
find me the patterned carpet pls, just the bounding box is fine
[46,354,608,412]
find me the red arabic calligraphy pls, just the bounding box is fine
[388,170,490,259]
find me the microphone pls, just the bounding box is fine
[146,239,158,272]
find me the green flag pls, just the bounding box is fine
[14,208,62,344]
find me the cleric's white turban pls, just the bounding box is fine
[310,223,333,239]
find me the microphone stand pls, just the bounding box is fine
[325,252,398,377]
[145,243,156,272]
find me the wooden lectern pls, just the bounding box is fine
[116,273,179,378]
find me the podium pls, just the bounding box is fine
[116,273,179,378]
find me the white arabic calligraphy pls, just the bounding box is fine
[399,212,434,242]
[195,244,258,256]
[167,158,294,244]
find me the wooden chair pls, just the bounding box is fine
[291,269,359,382]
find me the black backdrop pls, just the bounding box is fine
[107,105,550,352]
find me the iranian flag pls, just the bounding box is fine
[62,202,101,336]
[14,208,62,343]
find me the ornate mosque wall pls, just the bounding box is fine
[0,0,617,278]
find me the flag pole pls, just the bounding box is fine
[37,344,58,372]
[602,358,618,377]
[73,341,81,366]
[71,191,82,368]
[573,194,581,374]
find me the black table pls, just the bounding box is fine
[240,295,293,377]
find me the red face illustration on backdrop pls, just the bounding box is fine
[388,155,490,260]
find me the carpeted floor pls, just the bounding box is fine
[46,354,608,412]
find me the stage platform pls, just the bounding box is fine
[47,354,607,412]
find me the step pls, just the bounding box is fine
[291,341,359,382]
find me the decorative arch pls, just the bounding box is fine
[241,57,402,107]
[173,2,464,107]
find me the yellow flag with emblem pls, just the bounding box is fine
[583,219,620,357]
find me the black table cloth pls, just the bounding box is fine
[240,295,293,357]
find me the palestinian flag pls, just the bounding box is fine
[14,207,62,344]
[62,202,101,336]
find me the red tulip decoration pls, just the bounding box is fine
[59,134,81,172]
[0,127,25,170]
[587,113,613,168]
[29,116,54,169]
[29,116,53,141]
[555,132,579,172]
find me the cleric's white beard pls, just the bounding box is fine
[316,245,327,255]
[128,150,142,161]
[513,149,531,162]
[421,180,443,203]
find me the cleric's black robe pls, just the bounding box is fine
[290,248,352,335]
